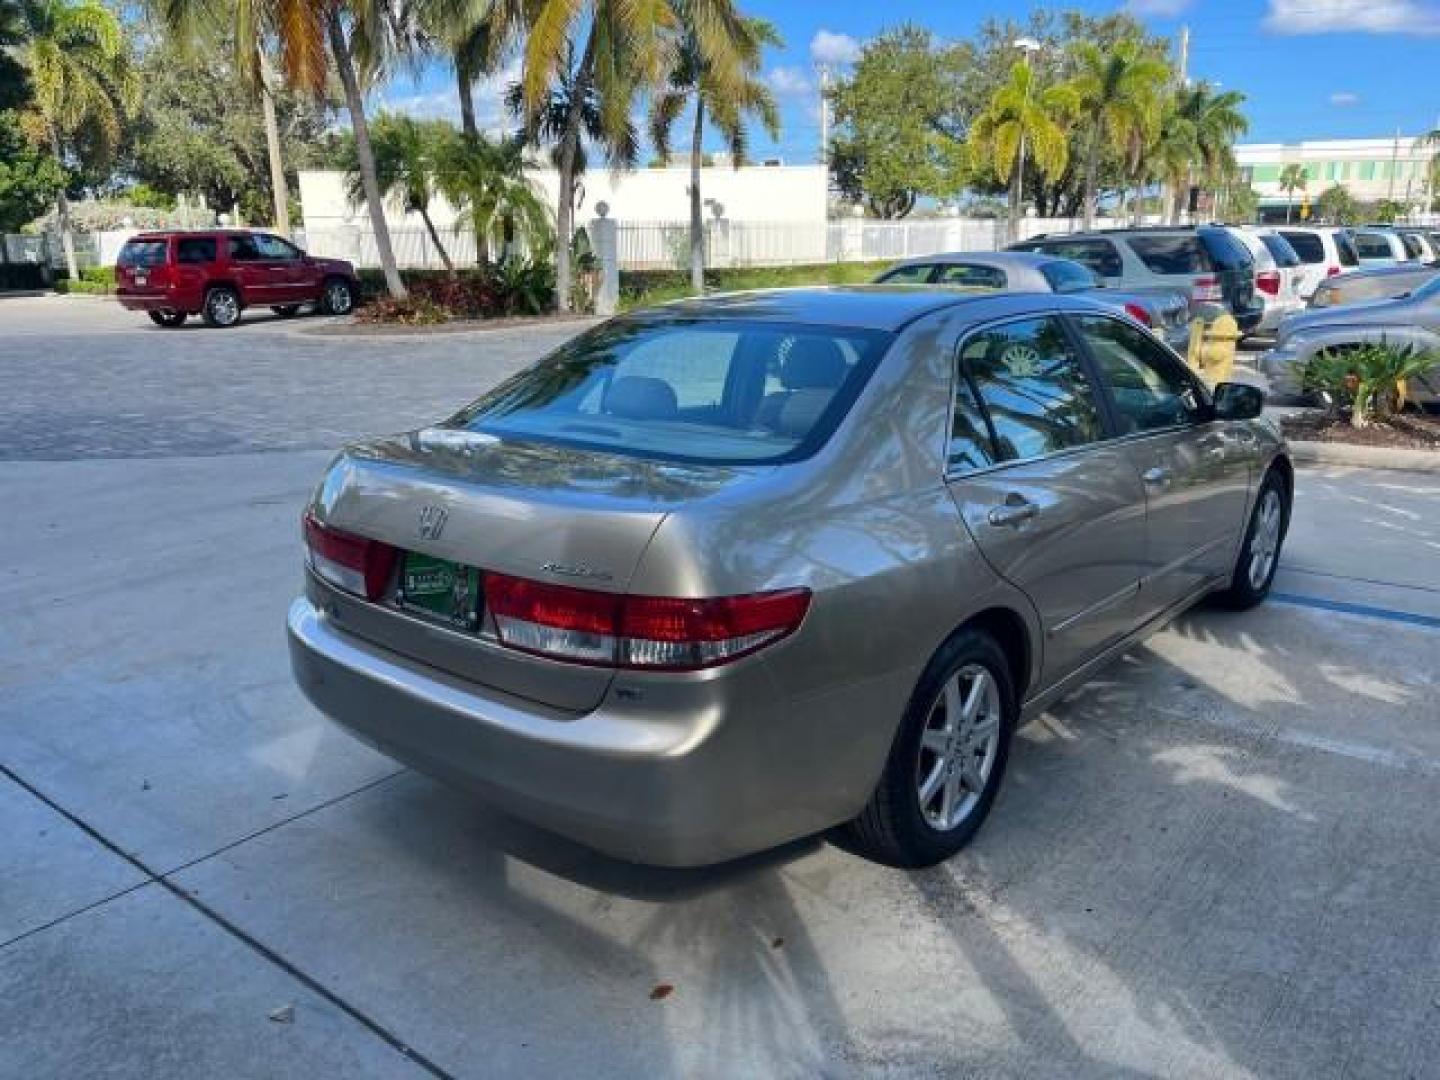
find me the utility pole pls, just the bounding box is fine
[817,63,831,166]
[1177,25,1190,86]
[1173,26,1191,225]
[1388,126,1401,203]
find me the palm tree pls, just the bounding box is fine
[517,0,752,312]
[1067,39,1169,229]
[648,14,780,293]
[435,131,551,264]
[1175,81,1248,222]
[1279,163,1308,224]
[1152,92,1199,224]
[16,0,137,281]
[158,1,409,298]
[968,59,1078,244]
[346,114,454,273]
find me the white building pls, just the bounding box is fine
[1235,135,1437,212]
[297,163,828,267]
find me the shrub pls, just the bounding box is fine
[355,294,449,325]
[1300,342,1438,428]
[81,265,116,286]
[619,261,895,311]
[355,260,556,322]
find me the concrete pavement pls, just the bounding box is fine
[3,297,1439,1078]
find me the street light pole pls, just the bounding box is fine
[1008,38,1043,245]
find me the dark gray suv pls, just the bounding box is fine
[1009,226,1263,332]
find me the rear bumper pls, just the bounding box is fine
[116,289,196,313]
[287,597,870,866]
[1251,296,1303,335]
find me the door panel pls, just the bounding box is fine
[226,234,282,303]
[945,316,1146,687]
[1071,314,1252,617]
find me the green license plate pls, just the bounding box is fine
[398,552,481,630]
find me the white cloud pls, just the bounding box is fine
[810,29,861,66]
[1329,91,1361,106]
[1127,0,1192,15]
[766,65,815,98]
[1263,0,1440,34]
[379,90,460,123]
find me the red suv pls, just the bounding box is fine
[114,230,359,328]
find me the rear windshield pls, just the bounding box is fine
[1401,234,1424,259]
[117,240,167,268]
[1259,234,1301,268]
[1280,230,1323,263]
[1198,230,1253,271]
[1336,232,1360,266]
[1128,235,1211,275]
[1040,259,1099,293]
[448,319,893,466]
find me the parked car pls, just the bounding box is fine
[1307,261,1440,309]
[1009,225,1264,332]
[1228,227,1304,335]
[1277,226,1361,298]
[874,251,1192,352]
[114,229,359,328]
[1391,227,1440,261]
[288,287,1292,868]
[1350,227,1414,267]
[1262,274,1440,403]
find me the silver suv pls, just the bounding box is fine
[1010,226,1264,332]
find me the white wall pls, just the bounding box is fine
[297,164,827,236]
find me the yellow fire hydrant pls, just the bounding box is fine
[1186,311,1241,385]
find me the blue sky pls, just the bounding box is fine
[380,0,1440,161]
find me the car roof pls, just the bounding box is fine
[889,250,1060,270]
[639,286,1114,331]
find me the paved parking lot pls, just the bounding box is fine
[3,295,1439,1079]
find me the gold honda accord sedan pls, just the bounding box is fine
[288,288,1291,867]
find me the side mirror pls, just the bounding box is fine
[1212,381,1265,421]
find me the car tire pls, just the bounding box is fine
[846,628,1016,868]
[320,277,355,316]
[148,310,186,327]
[1215,469,1290,610]
[202,286,242,328]
[271,304,302,318]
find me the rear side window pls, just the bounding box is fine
[1335,232,1360,267]
[1197,230,1252,271]
[451,319,892,466]
[1031,240,1122,278]
[1259,234,1301,268]
[1280,231,1324,263]
[1353,232,1392,259]
[1039,259,1098,293]
[1128,236,1210,275]
[953,316,1105,465]
[877,264,935,284]
[933,263,1007,288]
[177,237,216,264]
[117,240,167,268]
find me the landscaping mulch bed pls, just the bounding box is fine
[1281,411,1440,452]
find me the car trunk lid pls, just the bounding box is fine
[309,428,757,713]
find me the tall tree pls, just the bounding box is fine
[828,25,972,218]
[1176,81,1248,221]
[648,13,780,293]
[435,130,551,263]
[345,113,454,272]
[967,59,1077,243]
[1279,163,1308,224]
[1066,38,1168,229]
[15,0,137,280]
[517,0,752,311]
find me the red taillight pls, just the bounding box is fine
[302,511,397,600]
[484,572,811,670]
[1192,275,1223,302]
[1326,265,1341,277]
[1256,270,1281,296]
[1122,301,1153,326]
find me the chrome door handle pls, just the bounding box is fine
[987,498,1039,527]
[1142,466,1172,486]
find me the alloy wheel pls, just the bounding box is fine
[326,282,353,314]
[209,290,239,326]
[914,663,1002,831]
[1248,489,1283,589]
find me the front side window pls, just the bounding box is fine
[449,319,891,466]
[1129,236,1210,275]
[255,234,302,260]
[877,264,935,284]
[955,317,1105,465]
[227,235,261,261]
[1074,315,1204,434]
[933,263,1007,289]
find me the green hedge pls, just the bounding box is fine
[619,261,895,311]
[55,279,112,295]
[81,265,116,286]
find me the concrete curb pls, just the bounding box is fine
[1289,439,1440,474]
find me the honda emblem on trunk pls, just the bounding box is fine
[417,505,448,541]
